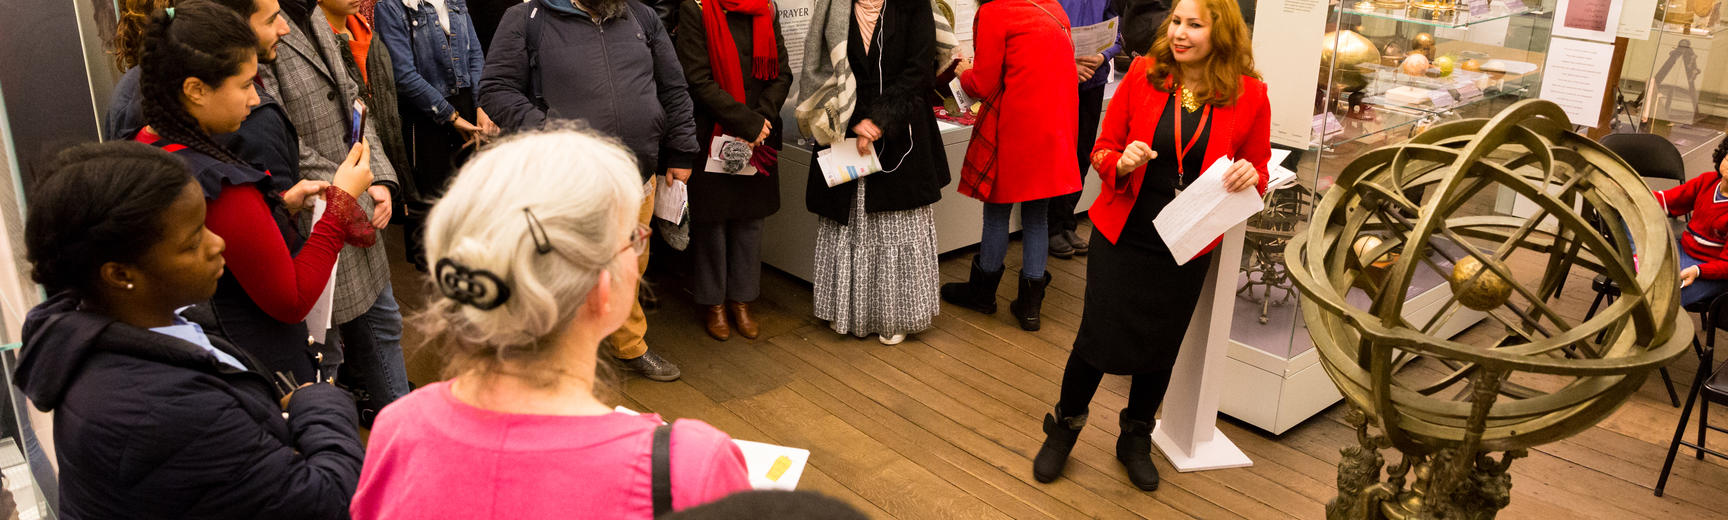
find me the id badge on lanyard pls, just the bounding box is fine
[1172,94,1211,191]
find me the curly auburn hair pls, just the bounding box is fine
[1146,0,1261,107]
[112,0,259,72]
[112,0,174,72]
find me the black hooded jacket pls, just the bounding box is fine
[13,293,363,519]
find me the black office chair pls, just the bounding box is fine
[1580,133,1687,407]
[1655,292,1728,497]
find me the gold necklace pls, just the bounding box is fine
[1180,87,1201,113]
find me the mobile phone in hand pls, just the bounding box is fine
[348,100,368,146]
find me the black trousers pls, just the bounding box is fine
[1049,84,1107,233]
[1056,349,1172,424]
[403,88,477,264]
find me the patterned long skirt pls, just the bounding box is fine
[812,177,941,337]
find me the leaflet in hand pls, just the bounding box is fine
[1073,17,1119,58]
[654,179,688,223]
[816,139,884,187]
[1155,157,1266,264]
[305,197,338,344]
[706,135,759,176]
[613,406,810,490]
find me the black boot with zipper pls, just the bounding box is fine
[1010,271,1051,331]
[941,256,1004,314]
[1117,414,1161,491]
[1032,405,1087,483]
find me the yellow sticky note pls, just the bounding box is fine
[766,455,792,481]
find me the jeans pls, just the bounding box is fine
[980,199,1050,279]
[337,282,410,427]
[1679,240,1728,308]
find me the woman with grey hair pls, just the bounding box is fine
[351,129,749,519]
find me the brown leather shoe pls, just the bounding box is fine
[703,305,731,341]
[726,301,760,339]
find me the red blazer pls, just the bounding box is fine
[1089,57,1271,253]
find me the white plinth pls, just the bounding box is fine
[1152,421,1255,472]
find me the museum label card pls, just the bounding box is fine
[1428,89,1456,108]
[1554,0,1625,42]
[1465,0,1490,16]
[1538,36,1616,128]
[1617,0,1660,39]
[1457,83,1484,101]
[1252,0,1330,147]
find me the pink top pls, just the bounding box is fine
[350,381,750,519]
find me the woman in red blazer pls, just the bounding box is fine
[942,0,1083,331]
[1030,0,1269,491]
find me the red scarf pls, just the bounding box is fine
[703,0,779,114]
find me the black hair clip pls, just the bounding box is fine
[435,258,512,310]
[524,208,554,254]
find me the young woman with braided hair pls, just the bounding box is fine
[135,0,376,383]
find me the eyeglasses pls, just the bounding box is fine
[525,207,649,259]
[618,224,651,257]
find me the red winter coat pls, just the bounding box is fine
[1089,57,1270,254]
[957,0,1082,204]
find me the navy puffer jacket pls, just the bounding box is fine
[13,293,364,519]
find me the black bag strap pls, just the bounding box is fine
[651,422,673,517]
[526,7,546,110]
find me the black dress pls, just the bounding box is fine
[1074,96,1214,375]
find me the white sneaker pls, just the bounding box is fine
[879,334,906,346]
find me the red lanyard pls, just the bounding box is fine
[1172,94,1211,186]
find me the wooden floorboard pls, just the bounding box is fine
[386,219,1728,519]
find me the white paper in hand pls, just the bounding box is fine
[816,139,884,187]
[1155,157,1266,264]
[612,406,810,490]
[654,179,688,223]
[1072,17,1120,58]
[305,197,338,344]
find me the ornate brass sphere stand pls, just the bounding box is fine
[1287,100,1693,519]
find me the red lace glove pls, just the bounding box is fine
[750,145,779,176]
[322,185,377,248]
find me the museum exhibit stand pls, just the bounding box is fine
[1218,0,1556,434]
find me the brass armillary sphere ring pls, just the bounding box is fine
[1287,99,1691,459]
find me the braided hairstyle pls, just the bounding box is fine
[112,0,260,72]
[25,142,193,297]
[138,0,258,166]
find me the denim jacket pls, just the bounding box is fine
[376,0,487,121]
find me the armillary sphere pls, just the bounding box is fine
[1285,99,1692,519]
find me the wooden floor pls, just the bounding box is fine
[387,222,1728,519]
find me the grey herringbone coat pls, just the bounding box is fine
[260,6,399,324]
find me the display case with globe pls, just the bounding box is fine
[1218,0,1556,435]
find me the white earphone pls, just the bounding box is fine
[872,12,915,174]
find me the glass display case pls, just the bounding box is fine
[1220,0,1555,434]
[1617,0,1728,165]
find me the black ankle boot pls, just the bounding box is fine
[1010,272,1051,331]
[1117,414,1160,491]
[941,256,1004,314]
[1032,406,1087,483]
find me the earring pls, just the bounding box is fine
[125,283,135,290]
